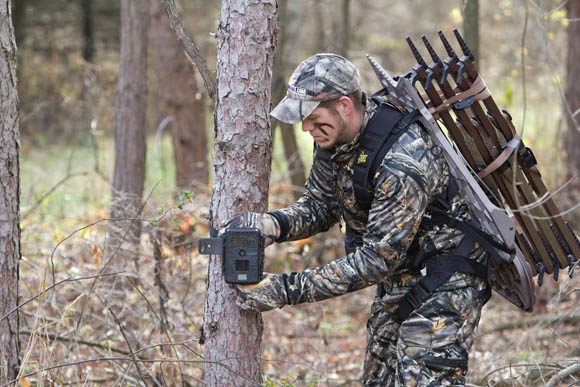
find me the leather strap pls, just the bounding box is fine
[478,133,521,178]
[428,75,490,115]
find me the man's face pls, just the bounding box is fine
[301,105,349,149]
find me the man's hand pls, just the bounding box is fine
[220,212,280,247]
[236,273,289,312]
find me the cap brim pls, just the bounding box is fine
[270,96,320,125]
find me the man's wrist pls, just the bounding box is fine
[267,211,290,242]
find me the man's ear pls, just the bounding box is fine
[337,95,354,116]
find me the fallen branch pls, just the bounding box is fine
[486,313,580,333]
[545,362,580,387]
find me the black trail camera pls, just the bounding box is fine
[198,228,264,284]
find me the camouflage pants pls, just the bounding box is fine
[363,273,487,386]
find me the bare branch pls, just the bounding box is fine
[20,330,131,356]
[0,272,124,322]
[22,171,89,220]
[107,307,151,386]
[160,0,216,103]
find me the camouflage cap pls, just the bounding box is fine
[271,53,360,124]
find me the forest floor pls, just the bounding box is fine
[14,138,580,386]
[15,187,580,387]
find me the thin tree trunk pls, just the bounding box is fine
[339,0,350,57]
[463,0,480,68]
[81,0,94,62]
[108,0,149,267]
[565,0,580,177]
[0,0,21,382]
[272,0,306,199]
[312,0,326,51]
[150,0,208,192]
[202,1,276,385]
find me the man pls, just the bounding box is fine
[221,53,490,386]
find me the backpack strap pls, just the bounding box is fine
[397,254,490,322]
[353,104,422,212]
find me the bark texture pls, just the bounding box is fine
[202,0,277,384]
[108,0,149,265]
[565,0,580,177]
[272,0,306,199]
[150,1,208,192]
[0,0,21,382]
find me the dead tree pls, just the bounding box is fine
[0,0,21,381]
[108,0,149,266]
[202,0,277,384]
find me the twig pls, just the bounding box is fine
[160,0,216,103]
[150,227,170,333]
[60,378,117,385]
[22,171,89,220]
[129,278,189,380]
[107,307,151,386]
[75,181,160,332]
[545,362,580,387]
[20,330,131,356]
[0,271,124,322]
[481,361,574,384]
[1,357,244,387]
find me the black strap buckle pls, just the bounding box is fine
[405,281,430,310]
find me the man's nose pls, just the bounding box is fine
[301,121,313,132]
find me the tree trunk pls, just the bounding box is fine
[150,0,208,192]
[463,0,480,68]
[565,0,580,177]
[0,0,21,382]
[108,0,149,267]
[272,0,306,199]
[312,0,326,51]
[202,0,276,384]
[339,0,350,57]
[81,0,94,62]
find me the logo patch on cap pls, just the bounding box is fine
[288,85,307,99]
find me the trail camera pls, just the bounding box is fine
[199,228,264,284]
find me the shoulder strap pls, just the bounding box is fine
[353,104,421,212]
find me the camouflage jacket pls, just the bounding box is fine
[270,98,485,305]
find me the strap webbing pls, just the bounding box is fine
[397,254,489,322]
[427,207,515,264]
[353,105,421,212]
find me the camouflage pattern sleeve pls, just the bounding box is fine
[285,125,449,304]
[269,145,341,241]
